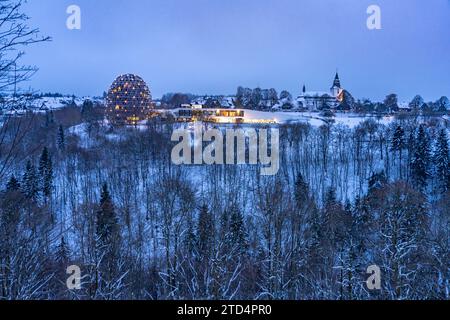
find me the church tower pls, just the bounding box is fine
[330,72,342,97]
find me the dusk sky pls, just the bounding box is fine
[21,0,450,101]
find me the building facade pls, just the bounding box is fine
[297,72,344,111]
[106,74,153,125]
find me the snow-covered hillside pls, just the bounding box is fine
[0,95,104,115]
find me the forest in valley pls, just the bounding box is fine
[0,105,448,300]
[0,0,449,301]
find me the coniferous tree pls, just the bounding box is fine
[95,183,121,287]
[55,236,70,264]
[304,201,323,292]
[324,187,337,207]
[6,175,20,191]
[434,129,450,193]
[410,125,430,191]
[435,96,450,112]
[53,236,71,299]
[323,187,338,229]
[391,126,406,178]
[292,173,313,260]
[218,208,230,253]
[407,129,416,180]
[383,94,399,113]
[409,95,424,111]
[368,171,387,194]
[22,160,39,202]
[324,187,351,246]
[350,196,371,259]
[323,188,347,249]
[373,182,429,299]
[195,204,215,298]
[228,205,248,255]
[184,215,197,254]
[81,99,94,119]
[294,173,309,205]
[196,204,214,259]
[39,147,53,200]
[1,176,23,240]
[96,183,119,246]
[57,125,65,151]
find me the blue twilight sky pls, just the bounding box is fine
[20,0,450,101]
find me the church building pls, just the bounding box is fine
[297,72,344,111]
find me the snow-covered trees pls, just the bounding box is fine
[383,94,399,113]
[0,173,54,299]
[391,126,406,178]
[235,87,279,110]
[431,190,450,299]
[1,176,22,237]
[38,147,53,202]
[22,160,39,202]
[369,182,429,299]
[197,204,215,261]
[92,183,126,299]
[235,86,252,108]
[409,95,424,111]
[1,105,449,300]
[96,184,119,249]
[277,90,294,110]
[279,90,292,101]
[95,183,120,275]
[434,129,450,193]
[391,126,406,153]
[354,98,375,113]
[57,125,65,151]
[410,125,431,191]
[228,205,248,255]
[338,90,355,111]
[435,96,450,112]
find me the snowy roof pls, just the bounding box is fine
[398,102,411,109]
[298,91,332,98]
[192,96,235,108]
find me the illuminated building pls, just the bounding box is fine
[176,108,276,124]
[177,108,244,123]
[106,74,153,125]
[297,72,344,111]
[330,72,342,97]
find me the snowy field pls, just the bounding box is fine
[242,110,396,127]
[166,108,401,128]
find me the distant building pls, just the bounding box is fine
[330,72,342,97]
[191,96,235,109]
[398,102,412,112]
[180,103,204,109]
[297,72,344,111]
[176,108,245,123]
[106,74,153,125]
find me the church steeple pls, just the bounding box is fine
[331,71,342,97]
[333,72,341,89]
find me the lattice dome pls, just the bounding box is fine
[106,74,152,124]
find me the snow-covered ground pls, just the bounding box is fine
[331,113,396,128]
[68,123,92,148]
[0,95,104,114]
[244,110,397,127]
[30,96,97,111]
[166,108,398,128]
